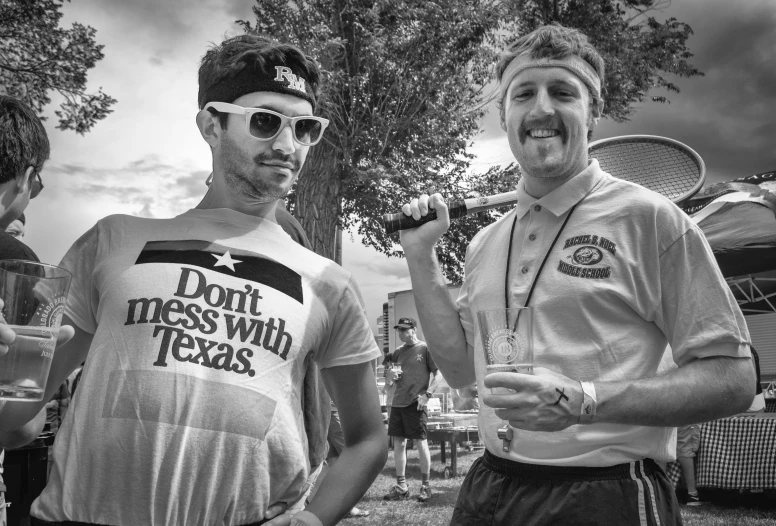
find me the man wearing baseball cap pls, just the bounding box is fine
[398,24,753,524]
[0,35,386,526]
[384,317,439,503]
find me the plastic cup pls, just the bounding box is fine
[0,260,71,401]
[478,307,533,394]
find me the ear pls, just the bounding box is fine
[196,109,221,148]
[591,99,603,126]
[15,166,34,193]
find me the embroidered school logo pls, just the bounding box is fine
[572,246,603,266]
[558,234,616,280]
[274,66,306,93]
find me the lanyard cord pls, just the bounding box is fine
[504,203,579,311]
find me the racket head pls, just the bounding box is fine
[588,135,706,203]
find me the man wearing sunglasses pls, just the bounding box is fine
[0,95,50,526]
[0,36,386,526]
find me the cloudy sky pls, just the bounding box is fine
[24,0,776,334]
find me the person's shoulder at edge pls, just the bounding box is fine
[0,229,39,262]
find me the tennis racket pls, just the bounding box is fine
[382,135,706,234]
[588,135,705,204]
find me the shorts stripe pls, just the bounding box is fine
[639,460,663,526]
[630,461,648,526]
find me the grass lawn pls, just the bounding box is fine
[339,445,776,525]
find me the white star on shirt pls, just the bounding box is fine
[416,354,423,361]
[211,251,242,272]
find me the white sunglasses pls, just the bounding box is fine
[203,101,329,146]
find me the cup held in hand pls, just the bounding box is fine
[478,307,533,395]
[0,260,72,402]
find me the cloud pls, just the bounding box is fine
[472,0,776,185]
[46,156,208,219]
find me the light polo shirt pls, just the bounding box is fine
[457,159,751,466]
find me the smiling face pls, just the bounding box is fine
[502,66,600,189]
[215,91,313,203]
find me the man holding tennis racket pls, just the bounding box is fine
[399,24,754,525]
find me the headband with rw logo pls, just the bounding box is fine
[201,63,316,110]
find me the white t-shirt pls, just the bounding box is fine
[458,160,751,466]
[32,209,380,526]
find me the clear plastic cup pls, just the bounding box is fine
[0,260,71,401]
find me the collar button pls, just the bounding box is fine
[534,205,542,212]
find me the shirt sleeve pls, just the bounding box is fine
[425,344,438,373]
[657,225,751,365]
[58,223,102,334]
[315,276,381,369]
[456,252,477,358]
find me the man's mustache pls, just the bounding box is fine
[518,118,568,144]
[254,152,300,171]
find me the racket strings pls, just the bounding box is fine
[590,140,701,201]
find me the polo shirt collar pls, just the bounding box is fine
[514,159,605,219]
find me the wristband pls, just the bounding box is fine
[291,510,324,526]
[579,381,597,424]
[425,392,433,398]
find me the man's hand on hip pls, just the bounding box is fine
[399,193,450,257]
[482,367,583,431]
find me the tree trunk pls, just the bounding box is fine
[294,143,342,263]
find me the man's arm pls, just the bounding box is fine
[0,316,91,432]
[417,369,440,410]
[0,407,45,449]
[483,354,755,431]
[400,194,474,387]
[303,361,387,526]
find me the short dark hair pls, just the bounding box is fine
[198,34,321,128]
[0,96,50,185]
[496,24,605,120]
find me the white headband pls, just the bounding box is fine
[499,53,602,103]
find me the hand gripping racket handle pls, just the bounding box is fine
[382,199,467,235]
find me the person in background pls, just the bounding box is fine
[0,95,50,526]
[384,317,440,503]
[747,348,765,412]
[675,424,703,506]
[5,213,25,240]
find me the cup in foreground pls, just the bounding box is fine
[0,260,71,401]
[478,307,533,395]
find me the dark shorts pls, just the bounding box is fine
[387,400,427,440]
[450,450,682,526]
[31,517,269,526]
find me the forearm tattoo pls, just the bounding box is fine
[553,387,569,406]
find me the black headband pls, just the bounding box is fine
[201,62,316,110]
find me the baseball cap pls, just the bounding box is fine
[394,317,417,329]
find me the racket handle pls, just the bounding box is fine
[382,199,467,235]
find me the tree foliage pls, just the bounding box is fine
[0,0,116,134]
[245,0,702,282]
[507,0,703,122]
[242,0,508,280]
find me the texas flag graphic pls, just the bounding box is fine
[134,240,304,304]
